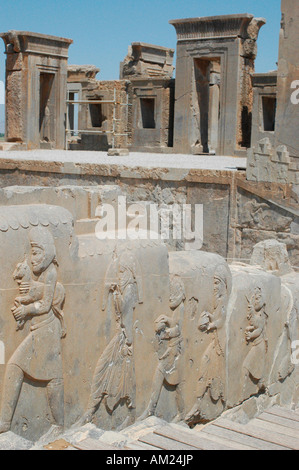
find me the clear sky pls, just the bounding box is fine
[0,0,282,83]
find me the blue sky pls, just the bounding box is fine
[0,0,281,82]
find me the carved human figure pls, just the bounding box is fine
[185,264,231,425]
[77,251,141,428]
[289,300,299,410]
[12,257,66,336]
[273,287,299,410]
[42,105,51,142]
[242,286,268,398]
[139,275,185,422]
[240,199,269,228]
[0,227,66,435]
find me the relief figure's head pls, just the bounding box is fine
[169,275,185,310]
[252,286,266,312]
[29,226,57,275]
[118,252,136,293]
[214,264,230,300]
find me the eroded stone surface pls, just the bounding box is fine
[0,196,295,442]
[0,2,298,449]
[0,31,73,150]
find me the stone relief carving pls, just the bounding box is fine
[139,275,185,422]
[185,264,231,425]
[242,286,268,398]
[271,285,296,383]
[239,198,270,228]
[238,195,293,232]
[76,250,143,429]
[250,239,298,403]
[0,199,297,441]
[12,256,66,336]
[41,105,51,143]
[288,296,299,410]
[185,296,199,321]
[250,239,293,276]
[0,226,66,435]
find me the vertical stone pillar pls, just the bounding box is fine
[275,0,299,158]
[208,61,221,154]
[247,1,299,184]
[0,31,73,150]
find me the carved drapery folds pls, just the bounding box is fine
[0,225,66,437]
[0,203,297,441]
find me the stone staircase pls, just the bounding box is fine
[27,405,299,451]
[0,406,298,450]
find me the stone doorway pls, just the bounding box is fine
[39,72,55,148]
[194,57,221,155]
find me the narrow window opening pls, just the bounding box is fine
[262,96,276,132]
[68,92,79,135]
[89,100,105,128]
[140,98,156,129]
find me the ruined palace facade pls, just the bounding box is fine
[65,14,267,156]
[0,14,267,155]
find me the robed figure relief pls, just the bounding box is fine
[139,275,185,422]
[77,251,143,429]
[185,264,231,425]
[0,227,66,435]
[242,286,268,398]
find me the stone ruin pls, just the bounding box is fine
[0,202,297,443]
[0,0,297,449]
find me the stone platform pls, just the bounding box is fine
[0,150,247,175]
[0,149,298,269]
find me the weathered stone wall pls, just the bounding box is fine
[251,72,277,148]
[234,187,299,266]
[129,77,174,150]
[0,158,298,268]
[0,205,170,439]
[67,73,131,151]
[237,58,255,149]
[246,1,299,184]
[120,43,174,79]
[275,0,299,159]
[0,201,296,441]
[67,43,175,153]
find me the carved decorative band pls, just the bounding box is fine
[171,18,250,40]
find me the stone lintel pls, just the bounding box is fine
[68,65,100,81]
[129,76,174,87]
[0,30,73,57]
[130,42,174,66]
[169,13,265,41]
[251,72,277,88]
